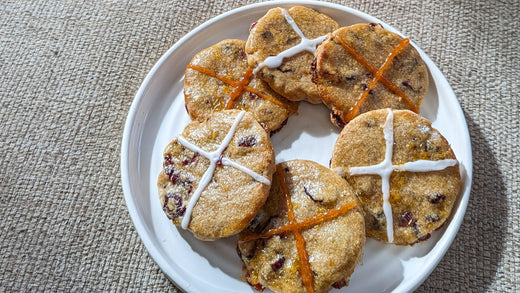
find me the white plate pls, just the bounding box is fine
[121,1,473,292]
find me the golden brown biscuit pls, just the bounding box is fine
[184,39,297,134]
[331,109,461,245]
[157,110,275,240]
[313,24,428,127]
[246,6,340,104]
[238,160,365,293]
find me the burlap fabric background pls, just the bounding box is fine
[1,0,518,291]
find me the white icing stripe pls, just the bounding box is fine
[222,158,271,185]
[176,137,211,158]
[253,8,328,74]
[177,111,270,229]
[349,109,458,243]
[395,159,458,172]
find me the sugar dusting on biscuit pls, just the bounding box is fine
[176,111,270,229]
[253,7,328,74]
[349,109,457,243]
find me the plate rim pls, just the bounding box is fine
[120,0,473,292]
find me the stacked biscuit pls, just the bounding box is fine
[157,6,461,293]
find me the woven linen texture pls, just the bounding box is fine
[0,0,518,291]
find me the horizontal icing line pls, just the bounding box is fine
[221,158,270,185]
[349,161,388,175]
[177,136,211,158]
[350,159,458,174]
[395,159,458,172]
[347,109,460,244]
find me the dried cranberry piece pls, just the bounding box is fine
[286,37,299,45]
[402,80,416,91]
[277,67,294,73]
[259,122,269,134]
[361,83,368,91]
[164,163,175,179]
[164,193,186,218]
[304,186,323,204]
[247,215,263,233]
[345,75,356,82]
[261,30,273,40]
[263,215,281,233]
[427,193,446,204]
[216,154,224,166]
[164,154,174,165]
[216,147,227,166]
[269,118,288,136]
[238,135,257,147]
[164,154,182,184]
[248,92,258,100]
[331,112,346,128]
[427,214,440,223]
[310,57,318,84]
[249,21,257,31]
[399,211,416,227]
[164,162,181,184]
[183,178,193,194]
[247,280,264,292]
[270,256,285,271]
[412,233,431,245]
[169,172,181,184]
[332,279,348,289]
[182,152,200,166]
[239,50,247,60]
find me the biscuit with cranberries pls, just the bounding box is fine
[158,110,275,240]
[331,109,461,245]
[313,24,428,127]
[238,160,365,292]
[246,6,339,104]
[184,39,297,134]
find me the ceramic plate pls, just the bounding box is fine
[121,1,472,292]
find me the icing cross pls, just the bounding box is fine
[348,109,458,243]
[177,111,270,229]
[186,65,297,113]
[253,7,328,74]
[239,164,358,293]
[332,33,418,122]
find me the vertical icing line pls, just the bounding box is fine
[253,7,328,75]
[177,111,270,229]
[349,109,459,243]
[381,109,395,243]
